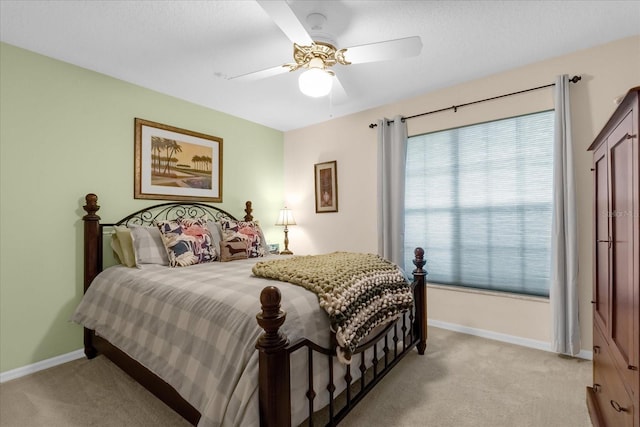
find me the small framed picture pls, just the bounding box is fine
[268,243,280,254]
[314,160,338,213]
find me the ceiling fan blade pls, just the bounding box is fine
[228,64,289,82]
[342,36,422,64]
[256,0,313,45]
[331,75,348,104]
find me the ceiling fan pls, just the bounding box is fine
[229,0,423,99]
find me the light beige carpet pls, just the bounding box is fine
[0,327,592,427]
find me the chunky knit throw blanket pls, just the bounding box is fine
[252,252,413,363]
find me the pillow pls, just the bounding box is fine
[110,226,136,267]
[253,220,271,255]
[156,217,217,267]
[219,237,249,262]
[206,220,223,255]
[110,232,124,264]
[219,219,267,258]
[208,219,261,259]
[129,224,170,267]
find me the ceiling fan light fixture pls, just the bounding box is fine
[298,58,332,97]
[298,68,332,97]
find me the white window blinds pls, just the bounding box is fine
[404,110,554,296]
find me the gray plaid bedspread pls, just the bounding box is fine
[71,257,333,427]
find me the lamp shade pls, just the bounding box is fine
[298,68,332,98]
[275,207,296,226]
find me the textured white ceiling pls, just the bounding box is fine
[1,0,639,131]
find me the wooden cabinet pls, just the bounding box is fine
[586,86,639,427]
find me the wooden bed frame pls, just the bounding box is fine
[81,193,427,426]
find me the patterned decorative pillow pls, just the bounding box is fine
[219,237,249,262]
[156,217,217,267]
[218,219,267,258]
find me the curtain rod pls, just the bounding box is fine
[368,75,582,128]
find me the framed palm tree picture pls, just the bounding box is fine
[134,118,223,202]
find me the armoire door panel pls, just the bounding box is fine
[608,115,636,392]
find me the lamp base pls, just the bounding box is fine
[280,226,293,255]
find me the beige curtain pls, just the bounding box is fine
[376,115,408,267]
[550,74,580,356]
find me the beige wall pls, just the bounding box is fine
[283,36,640,353]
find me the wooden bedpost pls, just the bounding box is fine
[412,247,428,355]
[82,193,101,359]
[83,193,101,290]
[244,201,254,221]
[256,286,291,427]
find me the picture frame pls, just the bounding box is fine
[134,118,223,202]
[268,243,280,254]
[314,160,338,213]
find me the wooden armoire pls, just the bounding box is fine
[586,86,639,427]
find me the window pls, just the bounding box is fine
[404,111,554,297]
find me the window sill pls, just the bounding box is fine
[426,282,549,303]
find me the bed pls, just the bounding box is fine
[74,193,427,426]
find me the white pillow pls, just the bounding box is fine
[129,224,170,267]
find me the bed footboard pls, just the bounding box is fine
[256,248,428,427]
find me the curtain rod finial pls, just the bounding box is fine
[569,75,581,83]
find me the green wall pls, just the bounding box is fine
[0,43,285,373]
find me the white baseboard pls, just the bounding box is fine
[428,319,593,360]
[0,320,593,384]
[0,349,85,383]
